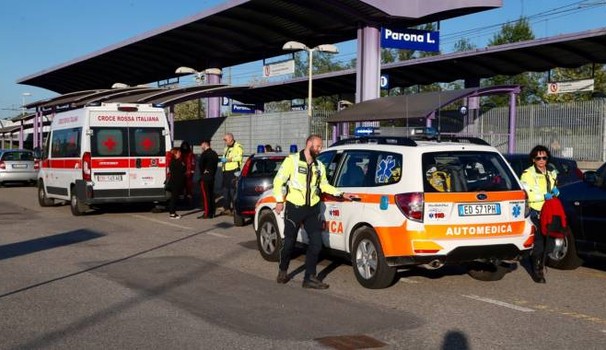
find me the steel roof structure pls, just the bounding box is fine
[17,0,500,94]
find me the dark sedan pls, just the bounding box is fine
[233,152,287,226]
[551,163,606,269]
[503,153,583,186]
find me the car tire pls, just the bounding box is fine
[351,227,396,289]
[38,181,54,207]
[70,188,88,216]
[546,232,582,270]
[466,261,509,281]
[256,210,281,262]
[233,211,245,227]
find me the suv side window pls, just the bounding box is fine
[317,151,340,183]
[335,151,402,187]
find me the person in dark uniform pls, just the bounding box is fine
[167,147,186,219]
[198,139,219,219]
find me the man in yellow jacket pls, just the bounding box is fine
[273,135,356,289]
[220,133,243,215]
[520,145,559,283]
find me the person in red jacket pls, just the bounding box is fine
[180,141,196,206]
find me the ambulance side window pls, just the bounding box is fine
[130,128,165,157]
[91,128,127,157]
[50,128,82,158]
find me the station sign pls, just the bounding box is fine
[263,59,295,78]
[381,27,440,52]
[547,79,594,94]
[380,74,389,90]
[231,104,256,114]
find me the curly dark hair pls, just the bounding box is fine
[529,145,551,162]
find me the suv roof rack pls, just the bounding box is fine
[331,135,490,147]
[331,137,418,147]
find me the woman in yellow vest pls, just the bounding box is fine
[273,135,356,289]
[520,145,559,283]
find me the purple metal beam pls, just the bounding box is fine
[206,72,222,118]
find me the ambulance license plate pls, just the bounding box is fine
[96,175,123,182]
[458,203,501,216]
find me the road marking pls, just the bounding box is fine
[130,214,193,230]
[462,294,535,312]
[207,231,228,238]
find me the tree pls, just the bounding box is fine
[174,99,203,121]
[453,38,477,52]
[482,17,542,106]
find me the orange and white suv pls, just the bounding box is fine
[254,136,534,288]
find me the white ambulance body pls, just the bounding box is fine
[37,103,171,215]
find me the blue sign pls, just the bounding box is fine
[231,104,256,114]
[381,27,440,52]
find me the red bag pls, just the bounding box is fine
[539,197,569,238]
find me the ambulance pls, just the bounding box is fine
[37,103,172,215]
[254,136,535,289]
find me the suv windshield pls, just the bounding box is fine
[422,151,520,192]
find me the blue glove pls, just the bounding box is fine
[220,157,227,163]
[544,193,553,200]
[551,187,560,197]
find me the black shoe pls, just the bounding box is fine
[276,270,290,284]
[302,275,329,289]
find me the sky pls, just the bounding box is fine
[1,0,606,120]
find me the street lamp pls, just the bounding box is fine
[175,66,222,85]
[282,41,338,120]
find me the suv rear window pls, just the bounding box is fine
[422,151,520,192]
[247,157,284,177]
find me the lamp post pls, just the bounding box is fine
[20,92,31,149]
[282,41,338,122]
[175,67,223,118]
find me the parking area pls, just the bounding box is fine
[2,186,606,349]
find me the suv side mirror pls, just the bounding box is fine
[583,170,597,185]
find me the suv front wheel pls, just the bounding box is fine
[352,227,396,289]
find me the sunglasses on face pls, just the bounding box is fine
[534,156,548,161]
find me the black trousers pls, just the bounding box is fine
[222,170,237,210]
[168,185,184,215]
[530,209,547,260]
[200,179,215,217]
[279,202,323,280]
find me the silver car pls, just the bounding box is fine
[0,149,38,186]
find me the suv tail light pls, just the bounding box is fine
[34,159,40,170]
[395,192,424,222]
[240,157,253,177]
[82,152,92,181]
[524,191,531,218]
[0,161,5,170]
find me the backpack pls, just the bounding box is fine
[539,197,569,238]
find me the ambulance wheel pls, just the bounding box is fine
[233,211,245,227]
[466,261,508,281]
[38,181,54,207]
[352,227,396,289]
[256,210,281,262]
[70,189,88,216]
[546,232,582,270]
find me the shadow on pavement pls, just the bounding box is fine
[0,229,104,261]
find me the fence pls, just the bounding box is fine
[461,99,606,161]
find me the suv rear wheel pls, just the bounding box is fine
[546,232,582,270]
[352,227,396,289]
[256,210,281,261]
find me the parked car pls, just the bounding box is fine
[233,152,288,226]
[503,153,583,186]
[0,149,39,186]
[552,162,606,269]
[254,136,535,288]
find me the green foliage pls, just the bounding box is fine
[174,99,203,120]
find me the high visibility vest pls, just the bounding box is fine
[273,152,341,206]
[520,165,558,211]
[222,141,243,172]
